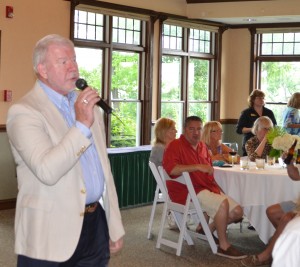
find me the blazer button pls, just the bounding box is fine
[76,146,86,157]
[81,189,86,194]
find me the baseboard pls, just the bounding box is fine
[0,199,16,210]
[0,124,6,132]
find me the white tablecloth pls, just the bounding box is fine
[214,163,300,244]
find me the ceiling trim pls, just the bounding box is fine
[186,0,272,3]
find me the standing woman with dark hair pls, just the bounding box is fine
[282,92,300,135]
[236,89,277,156]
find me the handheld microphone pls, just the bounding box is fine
[75,78,113,114]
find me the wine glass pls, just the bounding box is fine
[229,143,238,166]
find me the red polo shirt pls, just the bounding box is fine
[163,134,220,205]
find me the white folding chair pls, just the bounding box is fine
[182,171,218,254]
[147,162,165,239]
[156,166,218,256]
[148,162,194,245]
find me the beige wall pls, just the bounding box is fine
[0,0,71,124]
[0,0,71,201]
[221,29,251,119]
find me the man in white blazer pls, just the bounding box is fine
[6,34,124,266]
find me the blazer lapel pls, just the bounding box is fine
[31,82,70,136]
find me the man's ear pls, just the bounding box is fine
[37,63,48,79]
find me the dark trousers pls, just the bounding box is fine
[17,204,110,267]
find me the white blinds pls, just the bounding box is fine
[165,18,219,32]
[76,4,150,22]
[256,27,300,34]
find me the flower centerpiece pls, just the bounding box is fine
[266,126,300,159]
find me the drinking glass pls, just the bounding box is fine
[229,143,238,166]
[240,156,249,170]
[255,158,265,170]
[267,155,275,166]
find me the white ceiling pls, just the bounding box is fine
[185,0,300,26]
[207,15,300,25]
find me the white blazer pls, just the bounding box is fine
[6,81,125,262]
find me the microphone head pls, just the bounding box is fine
[75,78,88,90]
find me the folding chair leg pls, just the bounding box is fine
[156,202,169,250]
[147,185,160,239]
[172,211,194,245]
[175,205,190,256]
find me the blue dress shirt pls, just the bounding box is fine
[39,80,104,204]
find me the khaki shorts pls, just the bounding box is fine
[196,189,239,220]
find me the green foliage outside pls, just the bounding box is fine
[79,51,140,148]
[79,67,102,92]
[261,61,300,127]
[161,56,211,130]
[110,51,139,148]
[188,58,210,123]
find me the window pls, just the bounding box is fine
[260,32,300,55]
[74,10,104,41]
[254,30,300,127]
[161,22,217,131]
[112,17,141,44]
[72,8,149,147]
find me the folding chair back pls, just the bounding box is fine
[156,167,218,256]
[156,166,193,256]
[148,162,186,241]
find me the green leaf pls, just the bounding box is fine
[268,148,281,159]
[266,126,286,144]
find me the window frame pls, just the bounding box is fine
[159,19,220,125]
[251,28,300,127]
[70,3,152,147]
[253,30,300,95]
[70,1,222,147]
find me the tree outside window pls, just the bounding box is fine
[255,31,300,127]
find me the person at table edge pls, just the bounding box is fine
[241,161,300,266]
[245,116,273,162]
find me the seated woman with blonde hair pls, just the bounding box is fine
[149,117,178,230]
[149,117,177,167]
[201,121,232,163]
[245,116,274,162]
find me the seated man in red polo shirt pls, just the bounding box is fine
[162,116,246,259]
